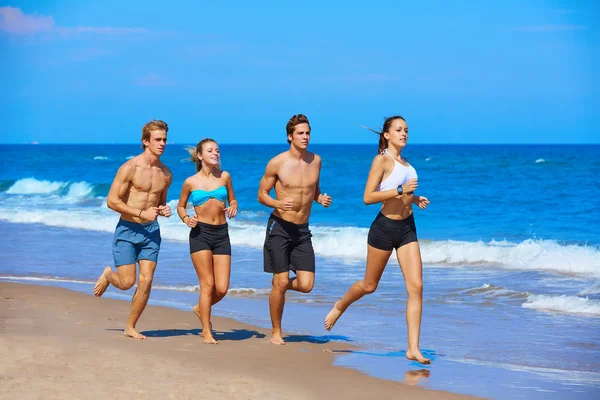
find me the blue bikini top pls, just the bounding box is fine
[190,186,227,206]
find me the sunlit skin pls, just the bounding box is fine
[258,122,331,345]
[324,118,431,364]
[93,129,172,340]
[177,141,238,344]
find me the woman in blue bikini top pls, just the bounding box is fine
[176,138,238,344]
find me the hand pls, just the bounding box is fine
[414,196,430,210]
[321,193,332,208]
[402,179,418,194]
[158,205,171,218]
[224,202,238,219]
[185,215,198,228]
[140,207,159,222]
[278,197,294,211]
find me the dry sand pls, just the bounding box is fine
[1,282,480,399]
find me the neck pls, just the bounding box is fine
[289,145,306,159]
[200,165,216,177]
[141,150,161,165]
[386,146,402,159]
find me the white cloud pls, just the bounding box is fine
[0,6,53,34]
[0,6,147,35]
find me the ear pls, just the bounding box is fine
[383,132,390,140]
[287,133,293,142]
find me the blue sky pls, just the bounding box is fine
[1,1,598,144]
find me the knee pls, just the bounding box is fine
[406,280,423,296]
[215,286,229,298]
[272,277,289,292]
[121,276,136,290]
[297,282,314,294]
[362,281,378,294]
[201,281,215,294]
[137,274,153,289]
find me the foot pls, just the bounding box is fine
[324,301,343,331]
[93,266,111,297]
[270,333,285,345]
[202,332,218,344]
[124,327,146,340]
[406,349,431,364]
[192,304,213,331]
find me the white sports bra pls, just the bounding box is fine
[378,149,418,191]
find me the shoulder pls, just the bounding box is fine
[307,151,320,163]
[371,154,389,167]
[158,161,172,178]
[220,170,231,181]
[117,159,137,176]
[267,153,287,169]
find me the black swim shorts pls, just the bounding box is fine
[367,212,418,251]
[189,222,231,255]
[263,214,315,274]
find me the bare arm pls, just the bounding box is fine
[312,156,332,207]
[312,156,323,204]
[224,171,238,218]
[106,162,144,218]
[158,169,173,217]
[177,178,192,221]
[363,156,409,205]
[257,158,282,209]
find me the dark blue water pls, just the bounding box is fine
[1,144,599,399]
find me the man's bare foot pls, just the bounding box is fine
[192,304,213,331]
[202,333,218,344]
[93,266,111,297]
[406,349,431,364]
[324,301,343,331]
[270,334,285,345]
[124,327,147,340]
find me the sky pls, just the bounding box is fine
[1,1,598,144]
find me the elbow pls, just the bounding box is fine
[363,196,373,205]
[106,197,117,211]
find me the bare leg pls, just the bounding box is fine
[94,264,136,296]
[397,241,430,364]
[124,260,156,340]
[269,271,290,345]
[287,270,314,293]
[325,246,392,330]
[212,255,231,306]
[191,251,218,344]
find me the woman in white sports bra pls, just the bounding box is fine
[324,116,431,364]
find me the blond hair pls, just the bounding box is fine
[141,120,169,149]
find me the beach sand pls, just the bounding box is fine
[1,282,479,399]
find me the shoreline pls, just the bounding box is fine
[1,282,479,400]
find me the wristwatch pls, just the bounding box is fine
[397,185,403,195]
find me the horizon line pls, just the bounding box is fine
[1,142,599,146]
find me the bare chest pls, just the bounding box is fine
[277,162,319,189]
[131,166,168,194]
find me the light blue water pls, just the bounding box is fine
[1,144,599,399]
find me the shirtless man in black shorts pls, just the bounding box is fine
[258,114,332,345]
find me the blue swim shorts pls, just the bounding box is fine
[112,219,161,267]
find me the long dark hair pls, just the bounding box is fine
[361,116,405,154]
[186,138,217,172]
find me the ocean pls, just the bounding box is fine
[1,143,599,399]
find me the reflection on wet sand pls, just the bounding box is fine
[404,369,431,386]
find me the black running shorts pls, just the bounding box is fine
[367,212,418,251]
[263,214,315,274]
[189,222,231,255]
